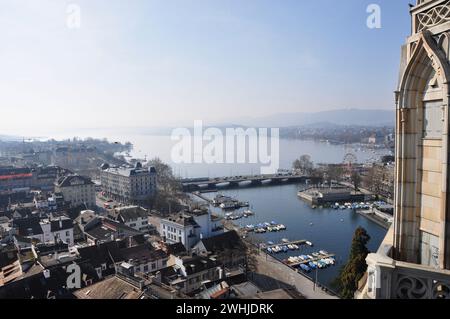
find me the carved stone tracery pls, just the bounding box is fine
[417,1,450,32]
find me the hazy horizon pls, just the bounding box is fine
[1,0,410,136]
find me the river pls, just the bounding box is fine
[201,184,388,291]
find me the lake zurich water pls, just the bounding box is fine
[43,130,391,178]
[202,184,388,291]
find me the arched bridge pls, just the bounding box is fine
[181,174,322,192]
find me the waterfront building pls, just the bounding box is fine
[100,162,157,205]
[55,175,96,208]
[160,209,224,249]
[357,0,450,299]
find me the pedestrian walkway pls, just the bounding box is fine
[254,252,338,299]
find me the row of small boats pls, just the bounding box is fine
[267,244,300,253]
[263,239,313,253]
[333,202,373,210]
[285,253,336,272]
[244,221,286,233]
[225,209,255,220]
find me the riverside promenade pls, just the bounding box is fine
[252,251,338,299]
[224,221,339,299]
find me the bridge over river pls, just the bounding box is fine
[181,174,322,192]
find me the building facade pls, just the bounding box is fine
[12,216,74,246]
[357,0,450,299]
[55,175,96,208]
[110,206,152,233]
[160,209,224,249]
[100,163,157,204]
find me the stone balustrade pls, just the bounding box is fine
[357,226,450,299]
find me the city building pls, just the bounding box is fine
[81,217,143,245]
[160,209,224,249]
[0,165,69,192]
[52,146,96,171]
[0,167,33,191]
[160,255,222,295]
[193,230,247,271]
[12,216,74,246]
[54,175,96,208]
[357,0,450,299]
[76,238,169,280]
[100,162,157,204]
[109,206,152,233]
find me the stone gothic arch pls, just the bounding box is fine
[395,30,450,269]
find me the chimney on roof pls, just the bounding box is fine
[59,217,62,229]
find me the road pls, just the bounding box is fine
[253,251,338,299]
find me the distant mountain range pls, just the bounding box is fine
[0,109,395,141]
[216,109,395,128]
[0,134,22,141]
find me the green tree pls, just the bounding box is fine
[335,227,371,299]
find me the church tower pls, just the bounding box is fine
[357,0,450,299]
[395,0,450,270]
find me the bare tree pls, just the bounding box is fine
[351,170,362,191]
[293,154,314,174]
[325,165,344,187]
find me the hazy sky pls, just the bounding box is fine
[1,0,411,135]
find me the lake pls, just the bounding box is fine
[36,129,391,178]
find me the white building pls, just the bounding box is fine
[160,209,224,249]
[55,175,96,208]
